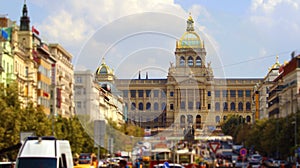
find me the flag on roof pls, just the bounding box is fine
[1,29,8,40]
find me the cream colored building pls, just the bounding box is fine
[2,2,75,118]
[49,43,74,118]
[12,4,38,107]
[253,57,281,119]
[95,16,262,135]
[74,69,124,125]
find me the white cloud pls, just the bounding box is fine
[38,0,184,49]
[249,0,300,36]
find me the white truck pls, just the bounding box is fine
[15,136,74,168]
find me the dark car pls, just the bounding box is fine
[262,159,279,168]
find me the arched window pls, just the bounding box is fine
[196,56,202,66]
[230,102,235,111]
[131,103,136,111]
[138,102,143,111]
[223,102,228,111]
[180,56,185,66]
[215,102,220,111]
[188,56,193,66]
[238,102,243,111]
[246,102,251,110]
[196,115,202,129]
[187,115,193,125]
[154,102,159,111]
[216,116,220,123]
[180,115,186,128]
[146,102,151,110]
[246,115,251,123]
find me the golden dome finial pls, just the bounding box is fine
[101,57,105,64]
[188,12,193,22]
[186,13,194,31]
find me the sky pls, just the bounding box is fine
[1,0,300,79]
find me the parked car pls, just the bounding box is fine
[153,163,185,168]
[248,161,261,168]
[235,161,248,168]
[248,154,262,163]
[274,160,292,168]
[262,158,279,167]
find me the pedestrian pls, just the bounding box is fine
[135,159,140,168]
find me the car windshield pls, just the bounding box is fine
[79,154,91,164]
[16,158,56,168]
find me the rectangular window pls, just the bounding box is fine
[170,104,174,110]
[138,90,144,97]
[222,90,228,97]
[246,90,251,97]
[207,91,211,96]
[230,90,236,97]
[238,90,243,97]
[130,90,136,98]
[154,90,159,97]
[188,102,193,109]
[170,91,174,97]
[196,102,201,109]
[76,76,82,83]
[208,104,211,109]
[146,90,151,97]
[123,90,128,97]
[215,90,220,97]
[180,101,185,109]
[76,101,81,108]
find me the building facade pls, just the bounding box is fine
[75,69,124,126]
[0,17,15,87]
[0,2,75,118]
[95,15,262,135]
[267,55,300,118]
[49,43,75,118]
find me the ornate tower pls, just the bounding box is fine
[166,14,214,131]
[20,1,30,31]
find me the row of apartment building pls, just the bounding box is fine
[0,3,74,118]
[253,54,300,120]
[0,3,125,126]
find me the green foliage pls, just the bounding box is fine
[0,82,97,160]
[221,113,300,159]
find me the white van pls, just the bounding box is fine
[15,136,74,168]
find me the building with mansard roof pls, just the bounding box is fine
[95,15,262,135]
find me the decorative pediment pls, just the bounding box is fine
[177,78,205,86]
